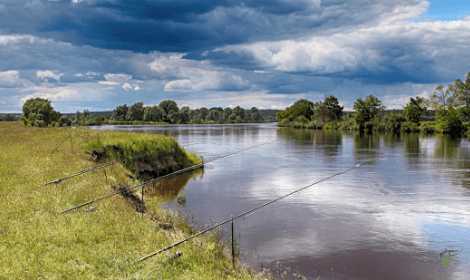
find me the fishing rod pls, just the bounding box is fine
[58,140,275,214]
[38,142,210,188]
[136,154,390,262]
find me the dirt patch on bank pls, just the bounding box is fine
[112,183,146,214]
[88,144,186,181]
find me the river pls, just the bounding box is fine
[90,123,470,280]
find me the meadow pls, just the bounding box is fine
[0,122,265,279]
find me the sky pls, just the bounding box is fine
[0,0,470,113]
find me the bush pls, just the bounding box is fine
[323,121,340,130]
[401,121,420,133]
[384,112,406,132]
[435,107,464,135]
[277,119,291,127]
[419,122,436,134]
[340,118,355,130]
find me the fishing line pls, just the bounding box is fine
[136,154,389,262]
[58,140,275,214]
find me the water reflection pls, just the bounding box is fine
[89,124,470,280]
[145,168,204,201]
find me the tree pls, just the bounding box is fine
[126,102,145,121]
[457,72,470,117]
[1,114,17,121]
[314,95,343,123]
[159,100,179,115]
[206,107,223,123]
[198,107,209,121]
[112,104,128,121]
[178,106,191,123]
[404,96,427,125]
[58,115,72,126]
[435,107,464,135]
[276,99,315,121]
[384,111,406,132]
[189,109,200,123]
[21,98,61,126]
[143,105,166,122]
[427,83,461,110]
[353,95,385,130]
[233,106,245,119]
[248,107,264,122]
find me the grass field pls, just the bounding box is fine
[0,122,264,279]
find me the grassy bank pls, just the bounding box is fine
[0,122,260,279]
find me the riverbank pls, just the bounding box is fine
[0,122,262,279]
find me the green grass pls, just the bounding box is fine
[0,122,262,279]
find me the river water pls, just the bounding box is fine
[91,123,470,280]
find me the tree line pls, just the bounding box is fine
[109,100,264,124]
[19,98,265,127]
[277,71,470,135]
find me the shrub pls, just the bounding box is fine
[340,118,355,130]
[401,121,420,133]
[435,107,464,135]
[384,112,406,132]
[277,119,291,127]
[419,122,436,134]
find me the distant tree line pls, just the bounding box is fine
[19,98,265,127]
[0,114,21,121]
[109,100,264,124]
[277,71,470,135]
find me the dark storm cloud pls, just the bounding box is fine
[0,0,425,53]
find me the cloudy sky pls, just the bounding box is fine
[1,0,470,113]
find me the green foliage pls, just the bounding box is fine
[404,96,427,125]
[276,99,314,121]
[427,83,461,110]
[435,107,464,135]
[126,102,145,121]
[0,114,18,121]
[112,104,128,121]
[21,98,62,127]
[314,95,344,123]
[277,119,291,127]
[159,100,179,123]
[400,121,420,133]
[339,118,355,130]
[58,115,72,127]
[353,95,385,130]
[384,111,406,132]
[143,105,166,122]
[419,122,436,134]
[457,72,470,116]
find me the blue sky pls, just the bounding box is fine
[0,0,470,113]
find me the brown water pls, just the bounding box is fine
[91,124,470,280]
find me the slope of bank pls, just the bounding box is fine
[0,122,261,279]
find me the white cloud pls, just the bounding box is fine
[217,20,470,78]
[37,70,63,81]
[98,81,119,86]
[164,79,192,91]
[104,73,133,82]
[122,82,139,91]
[0,71,24,88]
[148,54,251,92]
[20,87,80,104]
[383,87,435,109]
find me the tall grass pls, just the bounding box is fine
[0,122,261,279]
